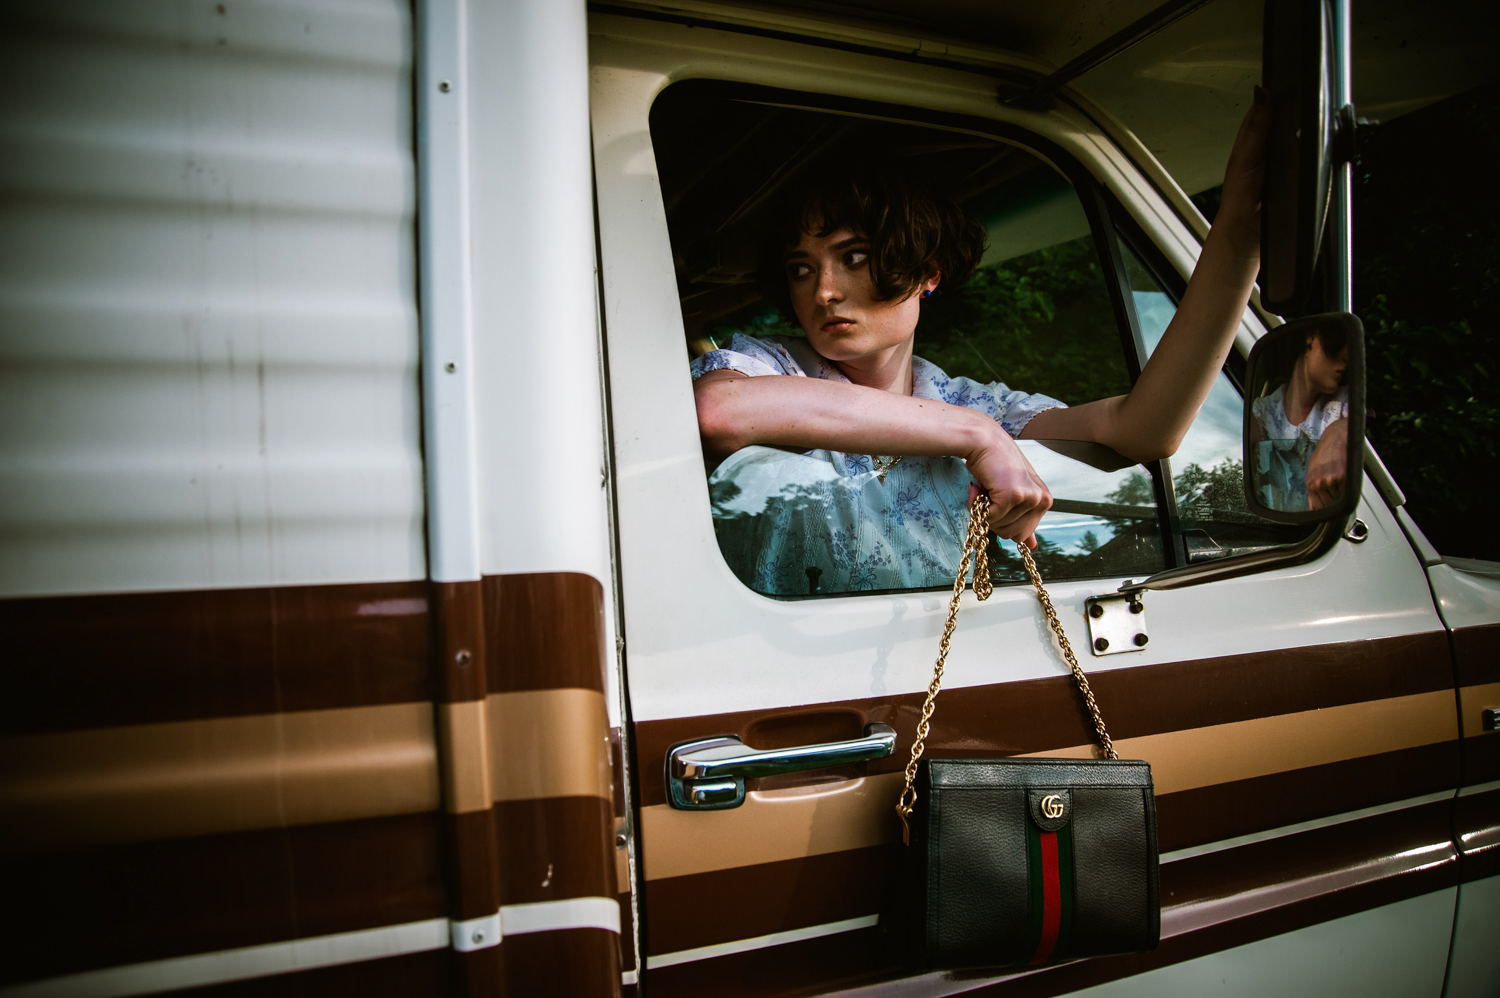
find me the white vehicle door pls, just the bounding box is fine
[591,14,1460,996]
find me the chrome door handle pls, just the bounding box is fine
[666,723,896,810]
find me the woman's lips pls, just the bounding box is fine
[821,317,855,332]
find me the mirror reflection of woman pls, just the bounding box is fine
[693,95,1270,591]
[1250,326,1350,511]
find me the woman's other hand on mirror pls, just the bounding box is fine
[1306,418,1349,511]
[1214,87,1272,260]
[964,430,1052,550]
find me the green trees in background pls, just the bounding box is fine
[1352,80,1499,560]
[914,238,1134,405]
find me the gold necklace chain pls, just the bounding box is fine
[872,455,902,482]
[895,494,1117,845]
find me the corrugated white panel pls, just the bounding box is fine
[0,0,424,596]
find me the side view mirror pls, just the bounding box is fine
[1260,0,1342,316]
[1242,312,1365,523]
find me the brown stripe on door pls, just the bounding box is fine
[0,580,432,736]
[1156,741,1460,851]
[0,812,446,987]
[632,632,1452,807]
[1453,622,1500,687]
[1456,788,1500,881]
[503,928,621,998]
[496,796,619,906]
[1466,735,1500,786]
[484,572,608,693]
[645,845,893,956]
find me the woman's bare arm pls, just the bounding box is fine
[1023,96,1270,463]
[1305,417,1348,510]
[694,368,1053,546]
[697,368,994,461]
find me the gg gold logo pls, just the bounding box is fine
[1040,794,1066,820]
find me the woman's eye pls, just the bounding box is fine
[787,263,812,279]
[844,250,869,267]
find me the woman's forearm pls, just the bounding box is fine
[694,369,1054,546]
[694,371,997,465]
[1025,98,1268,463]
[1110,221,1260,456]
[1029,230,1257,463]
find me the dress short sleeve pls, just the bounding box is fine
[689,332,807,381]
[912,357,1066,438]
[1317,387,1350,426]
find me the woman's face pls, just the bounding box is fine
[1301,334,1349,395]
[784,225,938,363]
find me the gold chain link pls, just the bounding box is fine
[1015,543,1117,762]
[895,495,1117,846]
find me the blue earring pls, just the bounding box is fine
[922,289,933,298]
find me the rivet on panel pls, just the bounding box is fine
[438,80,452,92]
[455,650,471,666]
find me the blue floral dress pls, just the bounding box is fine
[691,333,1065,595]
[1250,384,1350,512]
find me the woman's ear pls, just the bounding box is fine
[923,265,942,295]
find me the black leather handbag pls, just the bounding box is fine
[890,495,1160,969]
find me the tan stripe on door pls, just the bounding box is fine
[0,703,440,854]
[487,688,612,803]
[640,689,1458,881]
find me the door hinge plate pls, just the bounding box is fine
[1085,591,1148,656]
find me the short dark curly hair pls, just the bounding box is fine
[756,167,987,320]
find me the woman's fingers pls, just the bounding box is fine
[964,427,1052,549]
[995,503,1048,550]
[1305,420,1349,511]
[1307,468,1344,510]
[1224,89,1271,187]
[985,474,1052,549]
[1214,88,1272,256]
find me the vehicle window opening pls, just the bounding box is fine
[652,82,1179,598]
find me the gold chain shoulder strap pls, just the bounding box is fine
[895,494,1118,845]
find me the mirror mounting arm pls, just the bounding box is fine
[1118,520,1338,596]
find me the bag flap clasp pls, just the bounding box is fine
[1028,789,1072,832]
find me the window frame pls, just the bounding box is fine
[650,79,1320,599]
